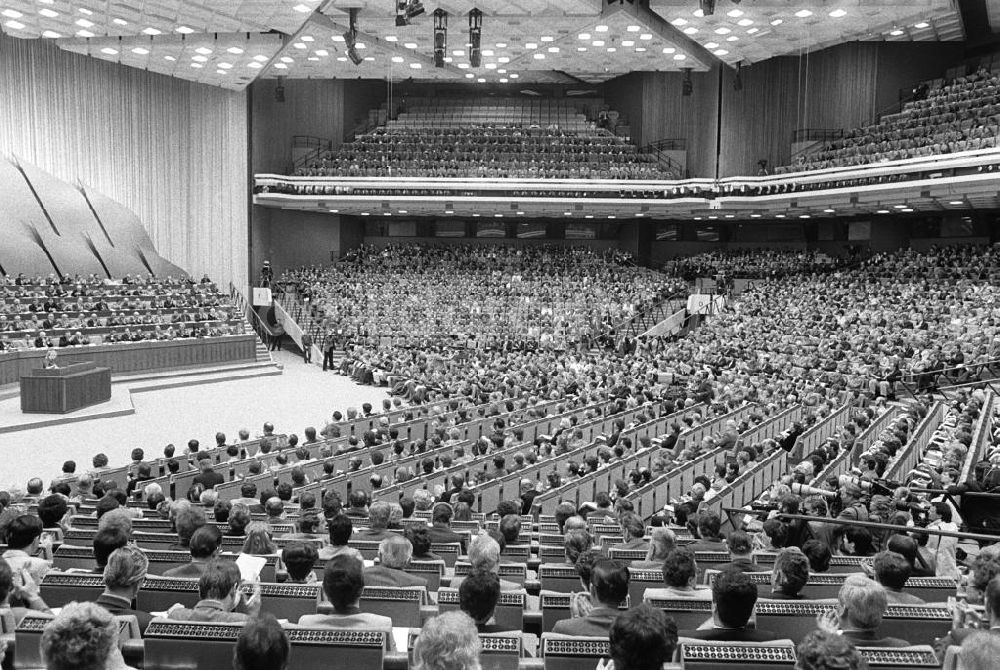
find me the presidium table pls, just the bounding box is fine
[20,362,112,414]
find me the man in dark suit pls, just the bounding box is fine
[363,535,428,589]
[192,454,224,490]
[354,501,398,542]
[687,511,727,553]
[832,574,911,648]
[163,525,222,578]
[678,566,780,642]
[725,530,762,573]
[552,558,629,637]
[763,547,809,600]
[95,546,154,634]
[426,503,466,552]
[611,512,649,552]
[459,571,515,633]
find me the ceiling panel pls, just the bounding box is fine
[649,0,963,65]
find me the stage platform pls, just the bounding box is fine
[0,384,135,434]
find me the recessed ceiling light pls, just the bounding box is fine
[132,47,149,55]
[592,40,605,46]
[737,19,753,26]
[498,56,510,63]
[639,33,652,40]
[771,18,783,25]
[41,29,61,38]
[726,36,738,42]
[485,62,497,68]
[622,40,635,47]
[889,28,904,36]
[215,69,227,75]
[795,10,813,18]
[404,42,418,49]
[534,53,545,59]
[577,47,586,51]
[294,42,306,49]
[540,35,553,42]
[78,8,92,15]
[361,212,369,216]
[671,18,688,26]
[226,47,243,55]
[176,25,194,34]
[113,18,128,25]
[693,9,704,17]
[606,47,616,52]
[100,47,118,55]
[293,3,311,12]
[829,9,847,18]
[901,208,914,213]
[196,47,213,55]
[673,53,686,60]
[704,41,719,49]
[465,72,474,78]
[452,49,465,56]
[332,35,345,42]
[499,78,508,83]
[253,54,268,62]
[608,215,616,219]
[192,55,208,62]
[662,47,675,53]
[191,63,203,68]
[728,8,744,17]
[142,27,161,35]
[273,62,288,69]
[248,62,262,68]
[391,56,404,63]
[354,42,366,49]
[509,73,518,78]
[714,49,729,56]
[715,27,732,35]
[525,42,537,49]
[218,62,232,69]
[824,208,835,213]
[747,27,759,34]
[948,200,963,205]
[799,214,810,219]
[458,62,470,68]
[636,47,646,52]
[385,35,398,42]
[595,25,609,32]
[914,21,929,28]
[39,8,59,18]
[336,57,346,61]
[280,56,293,63]
[876,209,890,214]
[683,27,698,34]
[164,55,176,61]
[578,33,591,40]
[548,46,559,52]
[626,25,641,32]
[1,9,22,18]
[482,49,494,56]
[775,214,786,218]
[893,204,907,209]
[75,18,93,27]
[750,214,761,218]
[301,35,314,42]
[76,29,94,37]
[364,56,374,61]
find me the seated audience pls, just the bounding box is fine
[233,613,289,670]
[167,560,261,623]
[553,558,629,636]
[412,611,481,670]
[795,630,865,670]
[96,545,153,634]
[607,604,679,670]
[363,535,428,588]
[872,550,924,604]
[163,525,222,578]
[678,566,779,641]
[41,601,136,670]
[764,547,810,600]
[459,571,514,633]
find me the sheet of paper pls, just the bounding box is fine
[236,553,267,581]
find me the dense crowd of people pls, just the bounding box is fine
[0,274,243,352]
[295,126,672,180]
[3,241,1000,669]
[669,249,852,280]
[782,68,1000,173]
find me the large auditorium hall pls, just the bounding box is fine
[2,1,1000,669]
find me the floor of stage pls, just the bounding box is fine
[0,350,389,490]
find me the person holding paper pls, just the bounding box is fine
[167,561,261,623]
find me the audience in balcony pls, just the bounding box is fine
[781,67,1000,173]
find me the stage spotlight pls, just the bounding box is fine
[344,8,363,65]
[469,8,482,68]
[434,9,447,68]
[682,68,693,96]
[700,0,716,15]
[396,0,425,26]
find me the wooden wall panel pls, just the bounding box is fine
[0,35,249,289]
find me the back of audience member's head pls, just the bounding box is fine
[40,601,121,670]
[698,511,722,539]
[838,574,887,630]
[727,530,753,556]
[712,566,758,628]
[282,542,319,583]
[961,630,1000,670]
[773,547,810,597]
[103,545,149,591]
[37,495,68,528]
[620,512,644,540]
[6,514,43,550]
[467,534,501,573]
[323,554,365,611]
[378,534,413,569]
[93,527,130,569]
[173,503,207,546]
[368,501,391,529]
[801,540,832,573]
[872,550,911,590]
[795,630,865,670]
[564,528,592,564]
[234,612,290,670]
[190,524,223,560]
[406,526,433,557]
[985,576,1000,619]
[574,549,600,589]
[328,514,353,546]
[412,611,481,670]
[243,522,277,555]
[498,514,521,545]
[609,604,678,670]
[591,558,630,607]
[662,547,698,588]
[229,504,251,535]
[459,571,501,624]
[198,560,241,600]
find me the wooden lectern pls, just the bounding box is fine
[20,361,112,414]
